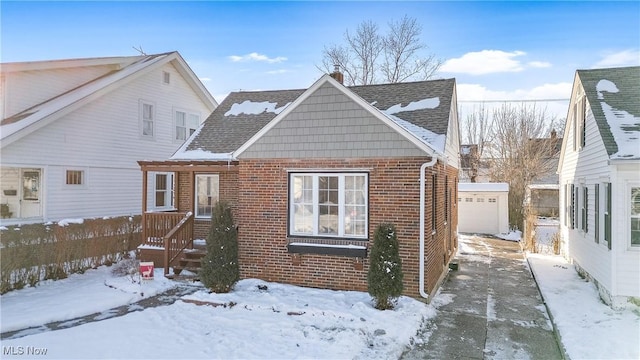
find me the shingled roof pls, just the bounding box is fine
[173,76,455,160]
[577,66,640,159]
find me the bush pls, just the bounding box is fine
[367,223,403,310]
[0,215,141,294]
[200,201,239,293]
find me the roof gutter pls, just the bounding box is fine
[419,151,446,300]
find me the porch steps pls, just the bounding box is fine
[171,243,207,278]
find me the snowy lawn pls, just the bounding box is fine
[528,254,640,360]
[1,274,434,359]
[1,265,178,333]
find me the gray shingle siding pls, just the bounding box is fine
[239,83,426,159]
[182,76,456,159]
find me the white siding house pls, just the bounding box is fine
[0,52,217,224]
[557,66,640,308]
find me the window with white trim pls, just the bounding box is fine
[488,198,497,203]
[195,174,219,218]
[154,173,174,209]
[289,173,367,239]
[140,100,155,138]
[604,182,612,248]
[631,187,640,247]
[65,170,84,186]
[163,71,170,84]
[175,110,200,141]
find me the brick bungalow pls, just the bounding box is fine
[138,71,461,301]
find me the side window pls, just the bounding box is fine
[154,173,174,209]
[65,170,84,186]
[631,187,640,247]
[140,100,155,138]
[195,174,219,218]
[175,110,200,141]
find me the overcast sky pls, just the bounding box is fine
[2,1,639,123]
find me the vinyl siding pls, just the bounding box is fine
[559,87,613,292]
[0,62,212,222]
[443,93,461,169]
[2,64,117,118]
[613,168,640,298]
[559,81,640,300]
[239,82,427,159]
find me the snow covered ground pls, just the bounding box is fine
[1,268,434,359]
[1,228,638,359]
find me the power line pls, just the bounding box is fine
[458,99,570,103]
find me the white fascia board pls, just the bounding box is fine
[233,74,438,159]
[1,54,173,148]
[0,55,147,73]
[171,53,218,110]
[557,72,580,174]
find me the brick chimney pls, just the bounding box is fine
[330,64,344,84]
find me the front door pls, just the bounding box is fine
[20,169,42,218]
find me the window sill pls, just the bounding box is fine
[287,242,367,258]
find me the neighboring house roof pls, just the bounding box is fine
[172,75,455,160]
[458,182,509,192]
[577,66,640,160]
[1,51,217,147]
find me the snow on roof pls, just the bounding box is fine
[377,97,444,154]
[383,97,439,115]
[224,100,291,117]
[458,182,509,192]
[596,79,640,159]
[171,121,235,160]
[170,149,234,160]
[386,115,446,154]
[528,184,560,190]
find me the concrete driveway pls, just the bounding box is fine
[402,234,564,360]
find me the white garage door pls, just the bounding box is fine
[458,195,500,234]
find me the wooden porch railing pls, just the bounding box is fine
[142,212,189,248]
[162,212,194,276]
[141,212,195,276]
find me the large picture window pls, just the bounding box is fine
[195,174,219,218]
[290,173,367,239]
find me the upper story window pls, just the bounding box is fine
[573,95,586,151]
[140,100,155,138]
[66,170,84,186]
[195,174,219,218]
[289,173,368,239]
[175,110,200,141]
[163,71,171,84]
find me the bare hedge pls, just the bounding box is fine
[0,215,142,294]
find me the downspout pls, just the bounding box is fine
[419,154,438,300]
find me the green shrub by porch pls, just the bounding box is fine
[200,201,239,293]
[367,223,403,310]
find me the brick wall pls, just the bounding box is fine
[237,157,458,299]
[175,169,239,240]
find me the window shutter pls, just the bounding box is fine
[594,184,599,243]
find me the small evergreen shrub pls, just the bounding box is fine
[367,223,403,310]
[200,201,239,293]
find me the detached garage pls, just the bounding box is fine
[458,183,509,235]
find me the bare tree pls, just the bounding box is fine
[461,104,493,182]
[485,103,558,230]
[320,16,442,85]
[382,16,441,83]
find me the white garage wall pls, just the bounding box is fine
[458,183,509,235]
